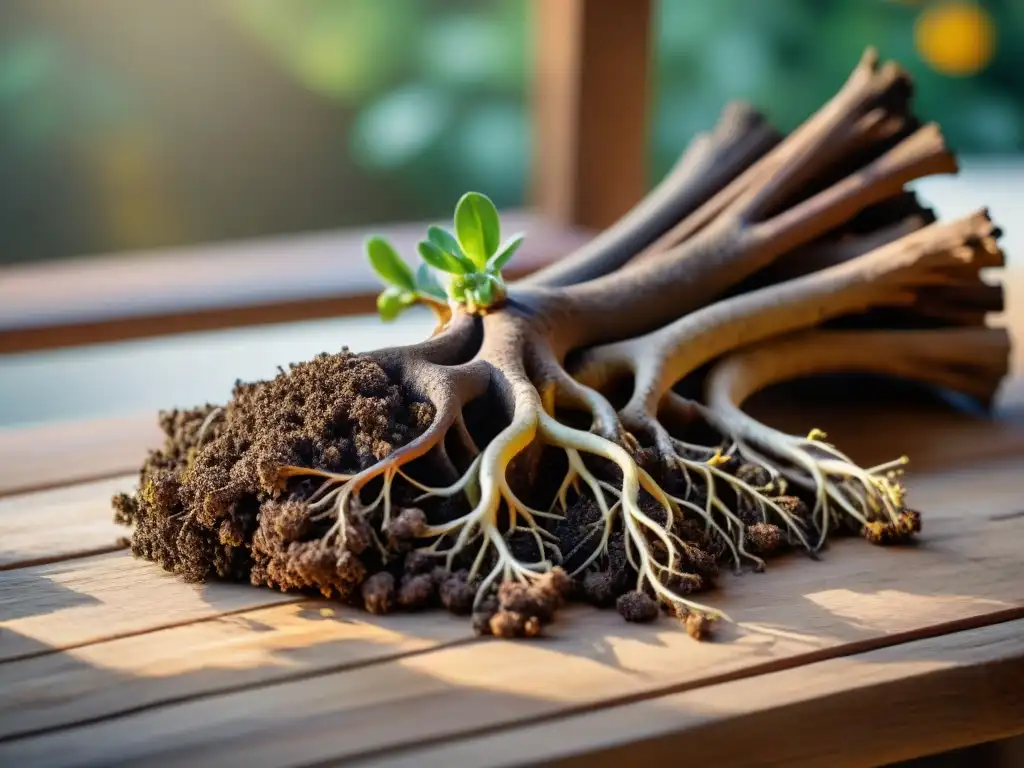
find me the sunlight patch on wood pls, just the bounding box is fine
[803,587,1014,634]
[56,604,431,677]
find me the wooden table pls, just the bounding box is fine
[2,304,1023,768]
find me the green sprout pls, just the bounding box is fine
[366,191,524,323]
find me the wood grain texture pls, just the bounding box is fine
[531,0,653,229]
[0,452,1020,766]
[0,551,300,663]
[0,476,134,569]
[0,414,159,497]
[0,602,471,742]
[366,620,1024,768]
[0,212,591,354]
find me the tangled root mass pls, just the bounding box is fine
[114,49,1008,640]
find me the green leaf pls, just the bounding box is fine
[366,237,416,291]
[417,240,466,275]
[453,192,500,268]
[486,233,524,273]
[425,227,478,273]
[427,225,464,258]
[416,264,447,300]
[450,249,478,274]
[376,287,405,321]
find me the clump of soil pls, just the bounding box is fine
[746,522,784,555]
[362,572,396,614]
[617,591,659,623]
[861,509,921,545]
[112,349,433,599]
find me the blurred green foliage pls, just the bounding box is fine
[0,0,1020,265]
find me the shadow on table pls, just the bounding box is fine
[0,567,101,623]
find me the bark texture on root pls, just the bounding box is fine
[113,48,1012,639]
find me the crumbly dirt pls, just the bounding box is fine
[616,591,660,622]
[111,348,854,639]
[112,349,434,601]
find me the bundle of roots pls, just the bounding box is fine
[114,50,1010,639]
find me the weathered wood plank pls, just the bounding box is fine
[0,601,471,742]
[0,455,1020,766]
[0,552,299,663]
[363,619,1024,768]
[0,414,157,498]
[0,476,133,570]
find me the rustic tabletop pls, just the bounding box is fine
[1,271,1022,767]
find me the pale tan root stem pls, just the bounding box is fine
[702,327,1011,545]
[538,412,729,618]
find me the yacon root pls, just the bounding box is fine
[116,48,1011,639]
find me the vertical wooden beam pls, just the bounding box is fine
[530,0,654,231]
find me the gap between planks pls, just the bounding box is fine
[0,456,1021,765]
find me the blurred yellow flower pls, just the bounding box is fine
[914,1,995,76]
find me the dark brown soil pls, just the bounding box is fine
[112,349,434,602]
[111,348,842,638]
[616,591,659,622]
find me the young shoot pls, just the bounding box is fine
[366,191,524,324]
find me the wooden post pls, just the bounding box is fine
[530,0,654,231]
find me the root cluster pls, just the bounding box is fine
[114,49,1010,640]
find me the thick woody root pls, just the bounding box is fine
[568,54,964,424]
[523,101,781,290]
[575,209,1002,457]
[568,210,1004,561]
[729,191,937,294]
[624,48,940,278]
